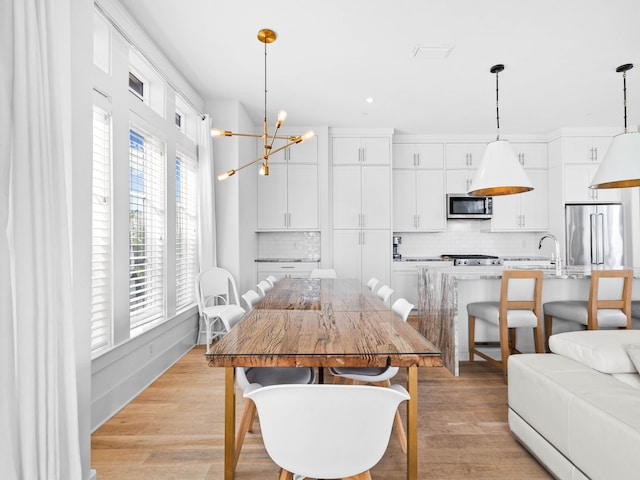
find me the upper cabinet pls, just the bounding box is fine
[266,129,318,164]
[561,135,621,202]
[393,143,444,169]
[491,169,549,231]
[445,143,487,193]
[510,142,548,169]
[332,137,390,165]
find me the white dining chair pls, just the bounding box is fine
[244,383,409,480]
[375,285,394,307]
[234,366,315,469]
[241,289,261,311]
[309,268,337,279]
[256,279,272,297]
[195,267,243,346]
[366,276,380,293]
[265,275,278,286]
[329,297,414,453]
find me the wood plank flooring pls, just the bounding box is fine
[91,345,552,480]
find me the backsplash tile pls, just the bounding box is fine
[257,231,321,260]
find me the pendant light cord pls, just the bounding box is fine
[495,70,500,140]
[623,69,628,133]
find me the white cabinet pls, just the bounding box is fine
[563,136,612,164]
[333,229,390,286]
[393,143,444,169]
[257,163,318,230]
[564,164,621,202]
[266,130,318,164]
[511,142,547,169]
[332,137,390,165]
[393,170,445,231]
[491,169,549,231]
[445,143,486,169]
[333,164,390,229]
[256,262,318,283]
[446,169,476,194]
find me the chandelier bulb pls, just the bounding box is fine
[259,162,269,176]
[276,110,287,128]
[218,169,236,182]
[295,131,315,143]
[211,128,232,137]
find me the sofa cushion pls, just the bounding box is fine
[549,330,640,374]
[627,344,640,373]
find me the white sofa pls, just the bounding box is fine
[508,330,640,480]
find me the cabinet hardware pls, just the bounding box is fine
[288,212,291,226]
[361,214,365,228]
[594,147,598,161]
[281,266,295,269]
[284,213,287,227]
[416,215,420,228]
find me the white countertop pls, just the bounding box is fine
[420,264,640,280]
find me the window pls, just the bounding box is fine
[129,71,144,100]
[91,106,112,353]
[175,111,183,130]
[175,152,198,311]
[129,126,165,329]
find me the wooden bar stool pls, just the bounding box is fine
[467,270,544,383]
[543,269,633,351]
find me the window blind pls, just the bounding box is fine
[175,152,198,311]
[129,125,165,328]
[91,106,112,353]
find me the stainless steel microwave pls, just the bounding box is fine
[446,194,492,219]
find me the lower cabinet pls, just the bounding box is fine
[256,262,319,283]
[332,229,390,287]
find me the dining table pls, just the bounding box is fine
[205,277,442,480]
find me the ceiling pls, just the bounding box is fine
[120,0,640,135]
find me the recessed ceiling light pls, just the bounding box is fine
[411,44,455,59]
[366,97,374,104]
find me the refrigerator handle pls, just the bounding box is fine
[590,213,605,264]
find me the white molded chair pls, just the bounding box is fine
[543,269,633,350]
[195,267,243,346]
[256,280,273,297]
[244,383,409,480]
[265,275,278,286]
[375,285,394,307]
[467,270,544,382]
[241,289,261,311]
[329,297,414,453]
[234,366,316,469]
[309,268,337,279]
[366,276,380,293]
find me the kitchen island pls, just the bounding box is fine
[418,265,640,375]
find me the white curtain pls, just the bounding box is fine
[1,0,81,479]
[197,114,217,269]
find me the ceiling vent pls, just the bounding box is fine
[411,44,455,59]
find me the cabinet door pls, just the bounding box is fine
[415,144,444,169]
[491,192,520,230]
[287,164,318,229]
[332,137,363,165]
[361,230,390,288]
[332,230,361,280]
[511,143,547,169]
[257,164,288,229]
[362,137,390,165]
[445,143,486,169]
[332,165,361,228]
[393,170,417,231]
[287,135,317,163]
[393,144,417,169]
[361,165,391,229]
[416,170,446,231]
[520,169,548,230]
[563,164,620,202]
[563,137,612,164]
[446,169,474,193]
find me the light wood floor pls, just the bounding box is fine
[91,346,552,480]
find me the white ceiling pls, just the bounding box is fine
[120,0,640,135]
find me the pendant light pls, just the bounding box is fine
[468,64,534,197]
[211,29,313,182]
[590,63,640,189]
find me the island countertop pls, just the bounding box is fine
[423,264,640,280]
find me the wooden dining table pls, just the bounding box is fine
[205,278,442,480]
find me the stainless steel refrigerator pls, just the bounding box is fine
[565,203,625,266]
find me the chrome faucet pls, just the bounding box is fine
[539,234,561,268]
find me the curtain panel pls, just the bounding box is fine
[1,0,82,478]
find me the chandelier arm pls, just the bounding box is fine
[233,154,268,174]
[225,132,265,138]
[268,138,303,157]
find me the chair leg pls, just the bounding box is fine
[393,410,408,454]
[468,314,476,361]
[278,469,293,480]
[544,315,553,353]
[234,399,256,469]
[508,328,517,354]
[499,319,510,384]
[533,325,543,354]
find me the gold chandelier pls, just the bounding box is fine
[211,28,313,182]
